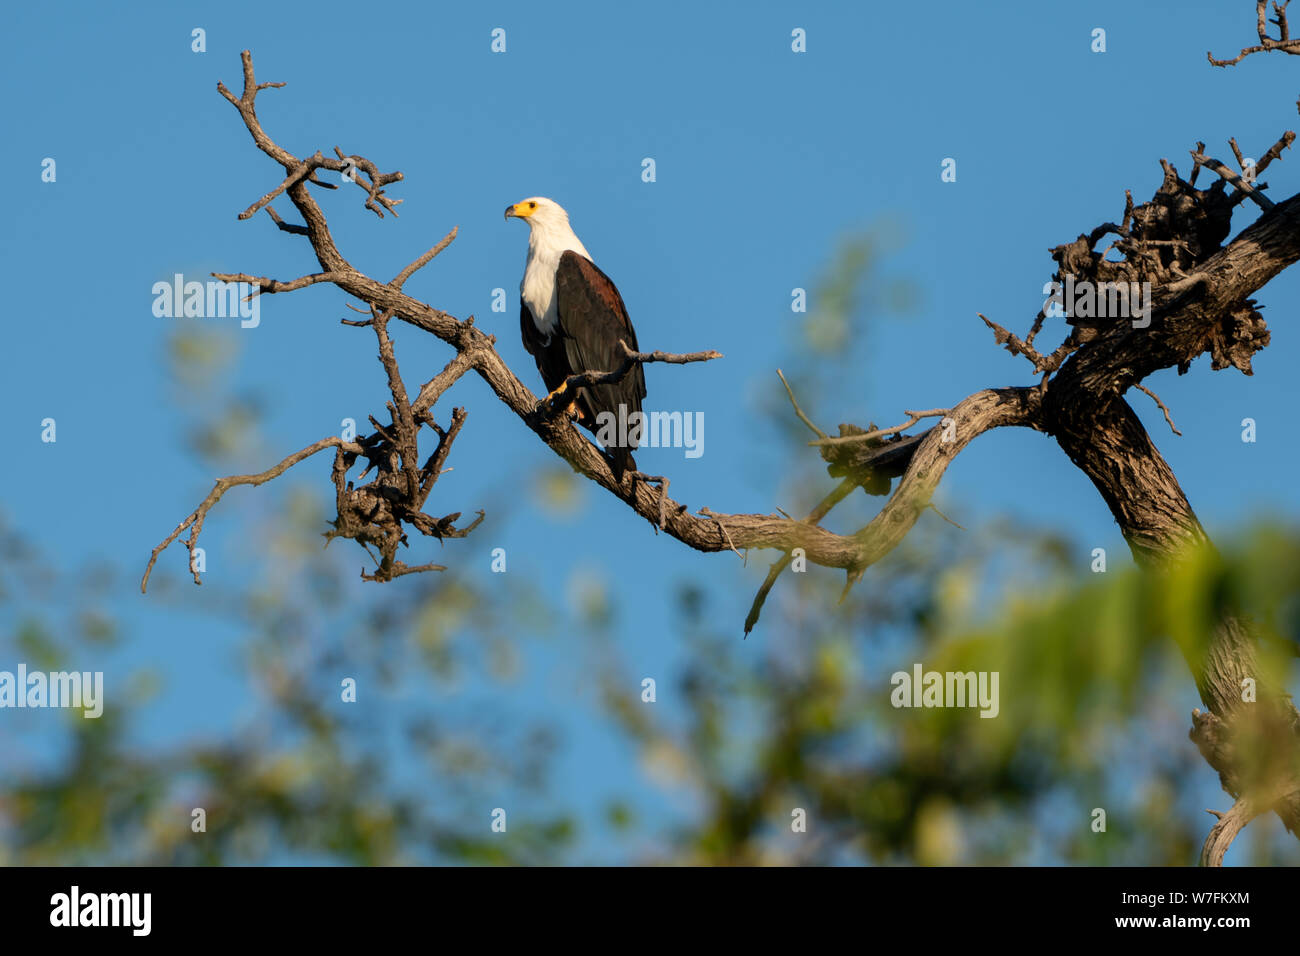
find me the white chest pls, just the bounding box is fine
[521,232,593,339]
[521,248,562,337]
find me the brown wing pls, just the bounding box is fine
[520,301,572,397]
[554,251,646,443]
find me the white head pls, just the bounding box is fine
[504,197,589,256]
[505,197,593,335]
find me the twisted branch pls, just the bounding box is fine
[145,52,1300,861]
[1208,1,1300,65]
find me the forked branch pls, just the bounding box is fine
[144,50,1300,862]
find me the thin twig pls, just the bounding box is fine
[1134,383,1182,436]
[544,343,722,414]
[391,226,458,290]
[811,409,950,447]
[1192,149,1276,209]
[776,369,827,439]
[141,436,364,592]
[744,478,858,636]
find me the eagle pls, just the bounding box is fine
[505,197,646,481]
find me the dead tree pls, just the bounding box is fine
[1210,0,1300,65]
[143,46,1300,864]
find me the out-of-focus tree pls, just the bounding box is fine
[0,328,574,865]
[4,229,1297,867]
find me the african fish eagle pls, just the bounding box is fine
[505,197,646,481]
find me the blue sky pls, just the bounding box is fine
[2,1,1299,862]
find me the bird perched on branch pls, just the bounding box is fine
[505,197,646,482]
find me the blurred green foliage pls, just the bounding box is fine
[2,240,1298,866]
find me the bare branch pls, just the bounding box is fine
[391,226,458,290]
[239,160,314,220]
[776,369,828,439]
[1256,129,1297,176]
[154,52,1300,852]
[1199,799,1260,866]
[264,205,309,235]
[1191,148,1276,209]
[211,270,345,297]
[978,312,1075,374]
[545,342,722,412]
[141,436,363,593]
[1208,0,1300,65]
[811,408,950,447]
[744,477,857,636]
[413,352,477,416]
[1134,383,1183,436]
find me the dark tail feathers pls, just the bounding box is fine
[610,448,636,484]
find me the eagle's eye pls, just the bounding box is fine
[528,201,537,209]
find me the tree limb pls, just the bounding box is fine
[145,50,1300,860]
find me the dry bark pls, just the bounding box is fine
[142,49,1300,864]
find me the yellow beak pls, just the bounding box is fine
[504,201,536,221]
